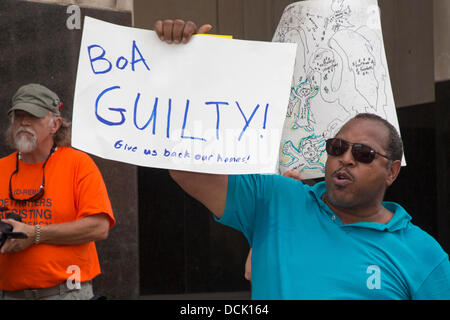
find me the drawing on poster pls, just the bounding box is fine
[273,0,404,179]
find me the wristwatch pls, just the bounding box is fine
[34,224,41,244]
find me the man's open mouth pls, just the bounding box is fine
[332,169,354,187]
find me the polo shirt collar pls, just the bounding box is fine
[310,181,412,232]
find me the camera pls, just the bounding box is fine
[0,207,28,249]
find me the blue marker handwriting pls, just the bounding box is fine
[113,139,250,164]
[87,40,150,74]
[95,86,270,143]
[87,41,270,144]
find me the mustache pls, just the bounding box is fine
[14,127,36,137]
[332,166,355,181]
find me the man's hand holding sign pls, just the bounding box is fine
[153,19,213,44]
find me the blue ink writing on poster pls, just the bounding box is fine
[217,154,250,163]
[87,40,150,75]
[204,101,229,140]
[164,148,191,159]
[94,87,270,143]
[235,101,261,141]
[87,44,112,74]
[131,40,150,71]
[95,86,126,126]
[166,98,172,139]
[143,149,158,156]
[134,93,158,134]
[181,99,207,142]
[263,103,269,129]
[116,56,128,70]
[114,140,137,152]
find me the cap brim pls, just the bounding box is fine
[8,103,50,118]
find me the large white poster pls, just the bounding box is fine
[274,0,405,179]
[72,17,297,174]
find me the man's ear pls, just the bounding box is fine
[51,116,62,134]
[386,160,401,187]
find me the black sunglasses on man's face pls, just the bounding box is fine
[325,138,392,164]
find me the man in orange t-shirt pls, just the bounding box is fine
[0,83,115,300]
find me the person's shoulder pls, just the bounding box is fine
[400,222,450,296]
[261,173,310,183]
[56,147,99,168]
[58,147,94,161]
[0,152,16,163]
[247,173,313,199]
[0,152,18,172]
[238,173,308,188]
[405,223,443,245]
[403,222,448,262]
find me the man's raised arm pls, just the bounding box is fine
[156,20,228,218]
[156,19,227,218]
[169,171,228,219]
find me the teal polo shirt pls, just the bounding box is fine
[218,174,450,300]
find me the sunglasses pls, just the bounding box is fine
[8,144,56,203]
[325,138,391,164]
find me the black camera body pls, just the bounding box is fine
[0,207,28,249]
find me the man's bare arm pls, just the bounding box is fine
[157,21,227,218]
[0,214,111,254]
[169,170,228,219]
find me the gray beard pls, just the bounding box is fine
[14,129,37,153]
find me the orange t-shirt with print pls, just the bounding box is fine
[0,147,115,291]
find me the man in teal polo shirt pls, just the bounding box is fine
[161,20,450,299]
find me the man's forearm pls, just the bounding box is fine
[0,214,110,254]
[37,214,110,245]
[169,170,228,218]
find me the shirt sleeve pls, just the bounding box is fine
[75,153,115,228]
[412,257,450,300]
[215,174,272,244]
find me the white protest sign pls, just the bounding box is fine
[72,17,297,174]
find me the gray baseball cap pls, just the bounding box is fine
[8,83,62,118]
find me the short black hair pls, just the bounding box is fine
[340,113,403,161]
